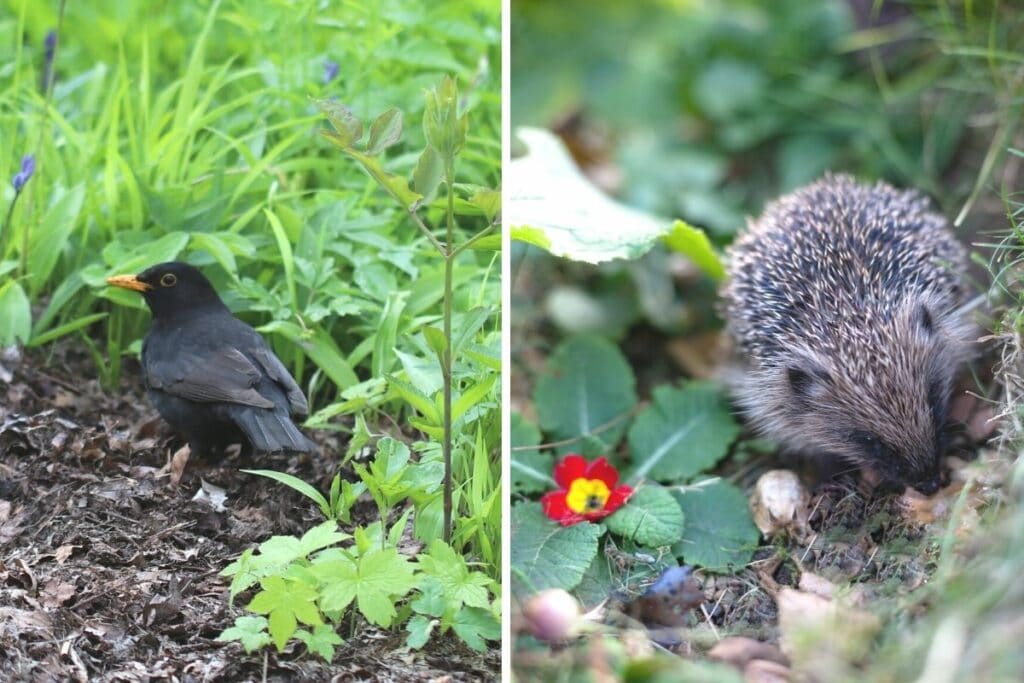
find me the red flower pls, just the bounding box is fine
[541,454,633,526]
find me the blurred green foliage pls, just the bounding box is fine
[512,0,1020,236]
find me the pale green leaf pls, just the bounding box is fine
[508,127,673,263]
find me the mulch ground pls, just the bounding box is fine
[0,343,498,682]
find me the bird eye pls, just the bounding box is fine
[160,273,177,287]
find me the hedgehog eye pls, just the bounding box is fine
[852,431,883,459]
[160,273,177,287]
[916,304,934,335]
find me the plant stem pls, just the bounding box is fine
[450,222,497,259]
[442,157,455,544]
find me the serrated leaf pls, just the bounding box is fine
[315,98,362,147]
[672,480,759,572]
[418,540,493,610]
[298,521,350,555]
[627,382,740,483]
[366,108,403,155]
[510,502,602,597]
[217,615,271,653]
[511,413,554,495]
[248,576,322,652]
[406,614,437,649]
[533,336,637,455]
[320,548,417,627]
[295,624,344,661]
[509,127,673,263]
[452,606,501,652]
[605,485,684,548]
[663,219,725,281]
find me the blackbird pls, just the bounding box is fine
[107,261,315,458]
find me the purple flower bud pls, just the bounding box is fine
[12,154,35,192]
[323,59,340,84]
[42,30,58,93]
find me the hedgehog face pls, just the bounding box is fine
[735,296,970,496]
[780,299,967,495]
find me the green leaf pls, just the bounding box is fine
[28,184,85,297]
[511,412,554,495]
[217,615,271,653]
[344,147,423,210]
[0,280,32,346]
[605,485,684,548]
[366,108,403,155]
[405,614,437,650]
[418,540,493,610]
[627,382,740,483]
[508,128,673,263]
[413,145,444,198]
[387,375,441,424]
[672,480,759,572]
[452,374,497,425]
[334,548,417,627]
[663,220,726,282]
[298,520,350,555]
[422,325,448,362]
[295,624,344,661]
[396,348,444,397]
[510,502,602,597]
[468,188,501,223]
[248,576,322,652]
[533,336,637,454]
[452,606,501,652]
[190,232,239,275]
[315,98,363,147]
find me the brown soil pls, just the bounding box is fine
[0,343,498,681]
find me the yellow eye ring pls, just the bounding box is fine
[160,273,177,287]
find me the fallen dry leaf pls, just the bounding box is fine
[776,587,880,669]
[40,580,77,609]
[709,636,789,669]
[54,544,76,564]
[744,658,792,683]
[666,331,726,380]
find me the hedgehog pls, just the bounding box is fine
[722,173,973,495]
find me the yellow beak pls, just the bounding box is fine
[106,274,151,293]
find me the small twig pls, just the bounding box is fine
[700,602,722,641]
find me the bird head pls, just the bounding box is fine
[106,261,226,319]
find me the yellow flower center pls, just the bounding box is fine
[565,478,611,514]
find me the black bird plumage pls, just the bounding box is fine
[107,262,315,457]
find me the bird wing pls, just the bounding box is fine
[249,346,309,418]
[145,346,275,409]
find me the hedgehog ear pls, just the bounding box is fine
[915,303,934,336]
[786,362,830,404]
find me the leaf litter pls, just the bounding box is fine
[0,342,497,681]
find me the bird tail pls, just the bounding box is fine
[232,407,316,454]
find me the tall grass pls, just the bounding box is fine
[1,0,501,576]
